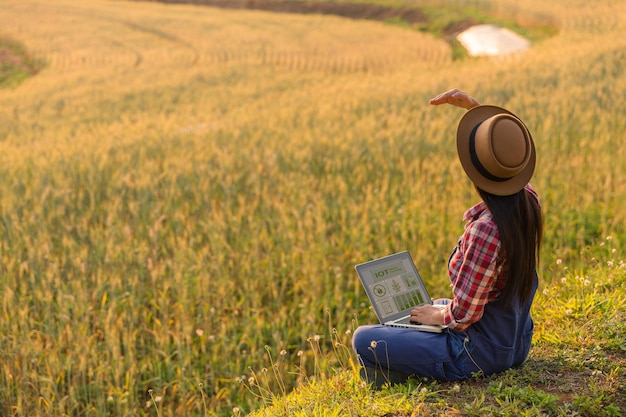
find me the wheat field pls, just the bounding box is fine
[0,0,625,415]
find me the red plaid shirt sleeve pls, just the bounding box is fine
[443,203,502,331]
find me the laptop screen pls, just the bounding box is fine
[355,251,432,322]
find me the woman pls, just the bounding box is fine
[352,89,543,387]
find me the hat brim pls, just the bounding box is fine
[456,105,536,196]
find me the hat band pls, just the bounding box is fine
[469,123,512,183]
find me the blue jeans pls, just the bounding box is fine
[352,324,482,388]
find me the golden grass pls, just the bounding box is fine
[0,0,625,415]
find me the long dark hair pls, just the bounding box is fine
[477,186,543,306]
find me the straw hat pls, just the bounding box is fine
[456,105,536,196]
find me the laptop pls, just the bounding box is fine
[355,251,446,333]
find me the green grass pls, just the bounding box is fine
[249,244,626,416]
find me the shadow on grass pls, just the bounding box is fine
[423,350,626,416]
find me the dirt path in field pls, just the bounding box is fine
[139,0,429,25]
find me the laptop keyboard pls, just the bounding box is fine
[395,316,415,325]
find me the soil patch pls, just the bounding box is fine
[0,48,25,69]
[0,46,38,85]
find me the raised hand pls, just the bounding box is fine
[429,89,480,110]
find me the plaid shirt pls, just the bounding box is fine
[443,185,538,331]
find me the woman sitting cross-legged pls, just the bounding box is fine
[352,89,543,388]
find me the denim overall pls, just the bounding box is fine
[352,272,538,387]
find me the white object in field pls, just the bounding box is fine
[457,24,531,56]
